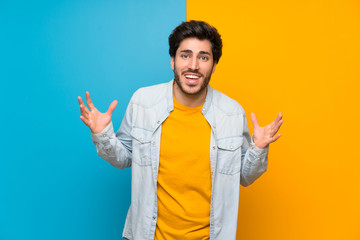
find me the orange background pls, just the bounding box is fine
[187,0,360,239]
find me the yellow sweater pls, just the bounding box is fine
[155,97,212,240]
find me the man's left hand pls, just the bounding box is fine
[251,112,283,149]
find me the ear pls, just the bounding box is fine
[211,62,217,73]
[170,57,175,70]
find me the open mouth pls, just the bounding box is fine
[183,73,202,84]
[184,74,200,79]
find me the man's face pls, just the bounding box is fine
[171,38,217,96]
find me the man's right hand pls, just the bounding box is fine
[78,91,118,134]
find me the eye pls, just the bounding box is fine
[181,54,190,59]
[199,56,209,61]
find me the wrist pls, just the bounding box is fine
[252,136,267,149]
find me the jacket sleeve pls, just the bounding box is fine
[90,99,134,170]
[240,113,269,187]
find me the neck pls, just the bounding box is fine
[173,83,207,107]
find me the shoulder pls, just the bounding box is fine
[211,87,245,116]
[130,81,170,107]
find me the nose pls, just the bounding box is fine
[188,57,199,70]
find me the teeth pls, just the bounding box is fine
[185,75,200,79]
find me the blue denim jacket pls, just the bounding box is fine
[91,80,268,240]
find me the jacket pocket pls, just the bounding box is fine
[216,136,242,175]
[130,127,152,166]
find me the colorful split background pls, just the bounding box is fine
[1,0,360,239]
[187,0,360,239]
[0,1,185,239]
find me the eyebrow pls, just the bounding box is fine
[199,51,211,55]
[180,49,211,55]
[180,50,193,53]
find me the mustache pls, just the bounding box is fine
[181,69,203,77]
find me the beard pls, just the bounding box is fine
[173,66,214,96]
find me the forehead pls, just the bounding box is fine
[176,38,212,55]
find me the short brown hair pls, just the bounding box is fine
[168,20,223,63]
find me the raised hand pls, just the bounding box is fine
[78,91,118,134]
[250,112,283,149]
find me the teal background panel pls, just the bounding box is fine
[0,0,185,239]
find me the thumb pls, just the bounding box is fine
[107,100,118,115]
[250,112,259,128]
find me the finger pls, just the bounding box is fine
[80,115,91,127]
[250,112,260,128]
[271,133,282,143]
[79,100,90,116]
[80,111,90,121]
[86,91,95,111]
[79,97,90,117]
[80,107,89,118]
[78,96,85,106]
[80,103,90,113]
[273,119,283,133]
[107,100,118,115]
[273,112,283,125]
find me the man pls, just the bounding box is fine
[78,20,283,240]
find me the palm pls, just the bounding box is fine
[86,107,112,134]
[251,112,283,149]
[78,92,118,134]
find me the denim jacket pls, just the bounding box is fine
[91,80,268,240]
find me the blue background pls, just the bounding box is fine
[0,1,185,239]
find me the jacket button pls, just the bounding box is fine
[153,216,156,220]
